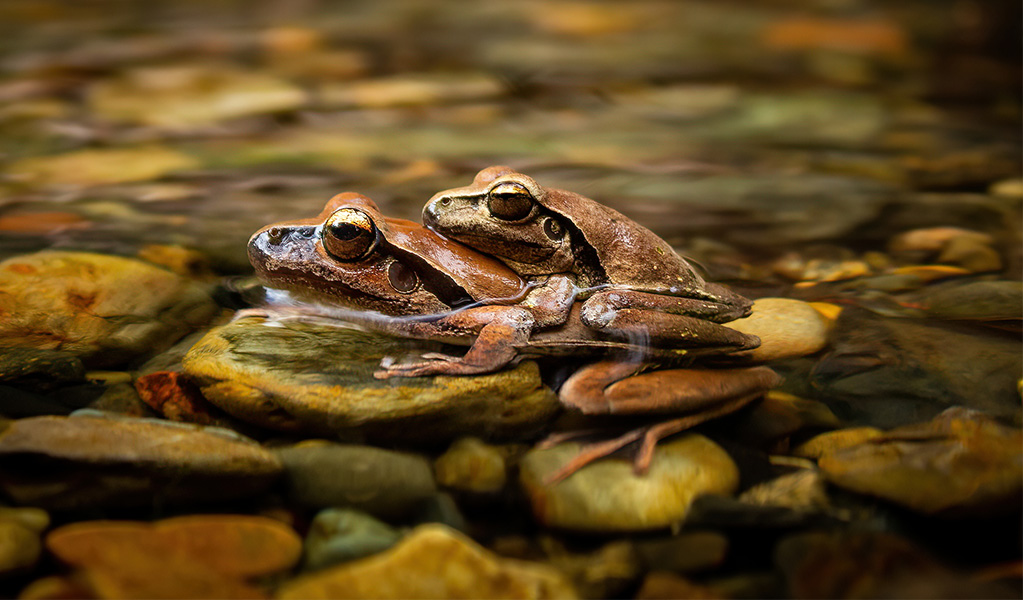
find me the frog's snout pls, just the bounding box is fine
[422,198,442,229]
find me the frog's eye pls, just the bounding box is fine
[487,182,535,221]
[323,208,378,260]
[387,260,419,293]
[543,217,565,240]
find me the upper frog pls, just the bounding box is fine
[423,167,715,296]
[422,167,753,334]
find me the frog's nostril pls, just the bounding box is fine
[440,197,451,206]
[267,227,284,244]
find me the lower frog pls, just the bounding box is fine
[249,193,779,479]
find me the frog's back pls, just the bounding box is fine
[541,187,708,296]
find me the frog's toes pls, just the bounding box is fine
[419,352,460,362]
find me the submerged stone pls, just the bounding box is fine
[302,509,402,572]
[775,530,1016,599]
[519,435,739,532]
[724,298,832,362]
[811,308,1022,427]
[184,317,559,441]
[278,524,576,599]
[818,408,1023,516]
[0,251,217,368]
[434,437,509,494]
[275,441,436,519]
[0,412,281,510]
[45,515,301,599]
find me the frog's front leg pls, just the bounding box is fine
[374,305,534,378]
[518,274,577,328]
[545,361,781,483]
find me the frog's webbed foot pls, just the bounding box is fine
[373,353,471,379]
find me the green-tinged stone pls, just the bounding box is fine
[0,251,217,368]
[278,524,577,599]
[184,317,559,441]
[302,509,402,572]
[519,435,739,532]
[274,441,436,518]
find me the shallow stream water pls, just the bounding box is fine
[0,1,1020,598]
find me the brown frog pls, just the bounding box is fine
[248,193,778,479]
[422,166,754,345]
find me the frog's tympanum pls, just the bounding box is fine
[423,166,754,342]
[249,192,779,480]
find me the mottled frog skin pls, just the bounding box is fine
[423,166,754,339]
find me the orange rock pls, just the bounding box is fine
[135,371,227,426]
[0,212,87,234]
[762,18,907,57]
[46,515,302,599]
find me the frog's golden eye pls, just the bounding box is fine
[323,208,377,260]
[387,260,419,293]
[487,182,534,221]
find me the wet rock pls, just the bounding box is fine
[319,73,503,109]
[738,469,830,512]
[684,494,837,530]
[906,280,1023,322]
[635,572,723,600]
[6,146,200,187]
[278,524,576,599]
[818,408,1023,516]
[0,519,42,576]
[0,347,84,389]
[775,530,1016,599]
[722,391,841,449]
[792,427,884,459]
[45,514,301,599]
[414,492,469,533]
[135,370,239,427]
[89,65,307,128]
[84,381,157,418]
[724,298,832,362]
[541,538,641,599]
[274,441,436,519]
[18,576,96,599]
[0,251,217,368]
[434,437,508,494]
[302,509,402,572]
[0,412,281,510]
[519,435,739,532]
[184,317,559,441]
[811,308,1022,426]
[634,531,729,574]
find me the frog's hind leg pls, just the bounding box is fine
[544,362,781,484]
[580,290,760,350]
